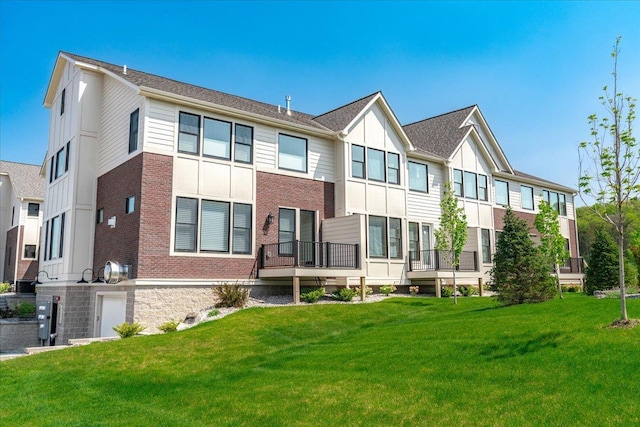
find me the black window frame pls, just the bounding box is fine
[203,116,232,160]
[481,228,491,263]
[234,123,254,164]
[200,200,231,253]
[387,152,400,185]
[278,133,308,173]
[368,215,388,258]
[559,194,567,216]
[389,217,402,259]
[495,180,509,206]
[125,196,135,214]
[478,174,488,201]
[453,169,463,197]
[278,208,296,256]
[174,197,199,253]
[351,144,366,179]
[521,185,534,210]
[129,108,139,154]
[232,203,252,254]
[408,161,428,193]
[60,88,65,116]
[96,208,104,224]
[27,203,39,217]
[366,148,386,182]
[464,171,478,200]
[55,146,66,179]
[24,244,37,259]
[178,111,201,155]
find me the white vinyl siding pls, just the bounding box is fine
[146,100,175,153]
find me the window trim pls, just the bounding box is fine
[203,116,232,160]
[178,111,201,155]
[366,148,386,183]
[278,133,308,173]
[351,144,366,179]
[233,123,254,164]
[478,174,488,201]
[408,161,428,193]
[387,152,400,185]
[495,180,510,206]
[129,108,139,154]
[24,244,37,259]
[27,203,39,217]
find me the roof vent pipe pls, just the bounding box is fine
[285,95,291,116]
[123,65,127,75]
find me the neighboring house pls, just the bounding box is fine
[0,161,45,290]
[37,52,583,344]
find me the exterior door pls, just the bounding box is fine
[422,225,432,267]
[97,293,126,337]
[299,210,316,265]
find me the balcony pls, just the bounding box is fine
[259,241,361,278]
[559,257,584,274]
[408,250,479,272]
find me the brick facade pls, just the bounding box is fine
[3,226,38,283]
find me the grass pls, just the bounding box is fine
[1,294,639,426]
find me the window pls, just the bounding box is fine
[464,171,478,199]
[543,190,550,205]
[96,208,104,224]
[49,157,54,183]
[351,145,365,179]
[28,203,39,217]
[234,124,253,164]
[55,146,66,179]
[43,221,49,261]
[521,185,534,210]
[387,153,400,185]
[481,229,491,263]
[178,112,200,154]
[408,222,420,260]
[278,134,307,172]
[495,180,509,206]
[175,197,198,252]
[200,200,230,252]
[11,206,15,226]
[409,162,428,192]
[60,88,65,116]
[278,208,296,256]
[65,141,70,172]
[125,196,135,214]
[129,108,139,153]
[203,117,231,159]
[24,245,36,259]
[559,194,567,216]
[367,148,385,182]
[453,169,463,197]
[389,218,402,259]
[550,191,559,213]
[478,175,488,201]
[48,214,65,260]
[232,204,252,254]
[368,216,387,258]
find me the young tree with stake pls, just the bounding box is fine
[535,200,569,299]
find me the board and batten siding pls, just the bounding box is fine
[98,75,144,176]
[145,99,175,155]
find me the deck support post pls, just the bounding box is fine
[293,276,300,304]
[436,278,442,298]
[478,277,483,297]
[360,277,366,302]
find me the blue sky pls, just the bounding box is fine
[1,1,639,196]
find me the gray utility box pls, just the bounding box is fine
[37,301,52,340]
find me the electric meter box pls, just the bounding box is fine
[37,301,52,340]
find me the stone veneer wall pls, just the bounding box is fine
[0,320,39,352]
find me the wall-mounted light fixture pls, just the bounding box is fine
[267,212,274,225]
[93,267,105,283]
[108,216,116,228]
[77,268,95,283]
[31,270,58,286]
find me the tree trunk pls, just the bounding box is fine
[453,265,457,305]
[619,224,628,321]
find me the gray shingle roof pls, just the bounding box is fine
[403,106,476,159]
[513,169,575,192]
[313,92,380,131]
[61,52,333,132]
[0,160,45,200]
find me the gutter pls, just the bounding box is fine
[492,171,577,194]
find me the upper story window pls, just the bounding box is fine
[464,171,478,200]
[408,161,428,192]
[453,169,463,197]
[125,196,135,214]
[96,208,104,224]
[278,134,307,173]
[178,112,200,155]
[478,175,488,201]
[28,203,39,217]
[352,145,365,179]
[388,153,400,185]
[521,185,534,210]
[46,213,65,261]
[24,245,37,259]
[60,88,65,116]
[495,180,509,206]
[54,142,70,180]
[542,190,567,216]
[367,148,385,182]
[234,124,253,164]
[129,108,139,154]
[204,117,232,159]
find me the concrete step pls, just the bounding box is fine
[68,336,119,346]
[24,345,71,355]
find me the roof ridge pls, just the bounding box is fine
[403,104,477,127]
[313,91,380,119]
[61,51,317,119]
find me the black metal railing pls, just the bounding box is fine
[408,250,478,272]
[260,241,359,269]
[559,257,584,274]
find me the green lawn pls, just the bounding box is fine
[1,294,639,426]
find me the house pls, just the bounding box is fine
[0,161,44,292]
[37,52,583,344]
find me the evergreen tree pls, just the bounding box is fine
[491,208,556,305]
[584,228,619,295]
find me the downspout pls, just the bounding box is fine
[13,198,22,285]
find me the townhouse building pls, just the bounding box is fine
[37,52,582,344]
[0,161,44,291]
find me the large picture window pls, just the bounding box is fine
[367,148,385,182]
[178,112,200,154]
[200,201,230,252]
[368,216,387,258]
[203,117,232,159]
[495,180,509,206]
[409,162,428,192]
[278,134,307,172]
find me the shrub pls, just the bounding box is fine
[158,320,180,333]
[113,322,146,338]
[0,282,10,293]
[300,287,325,303]
[208,309,220,317]
[379,284,396,296]
[214,283,249,308]
[15,302,36,316]
[409,286,419,295]
[365,285,373,296]
[441,286,454,298]
[459,286,477,297]
[332,287,358,302]
[585,228,619,295]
